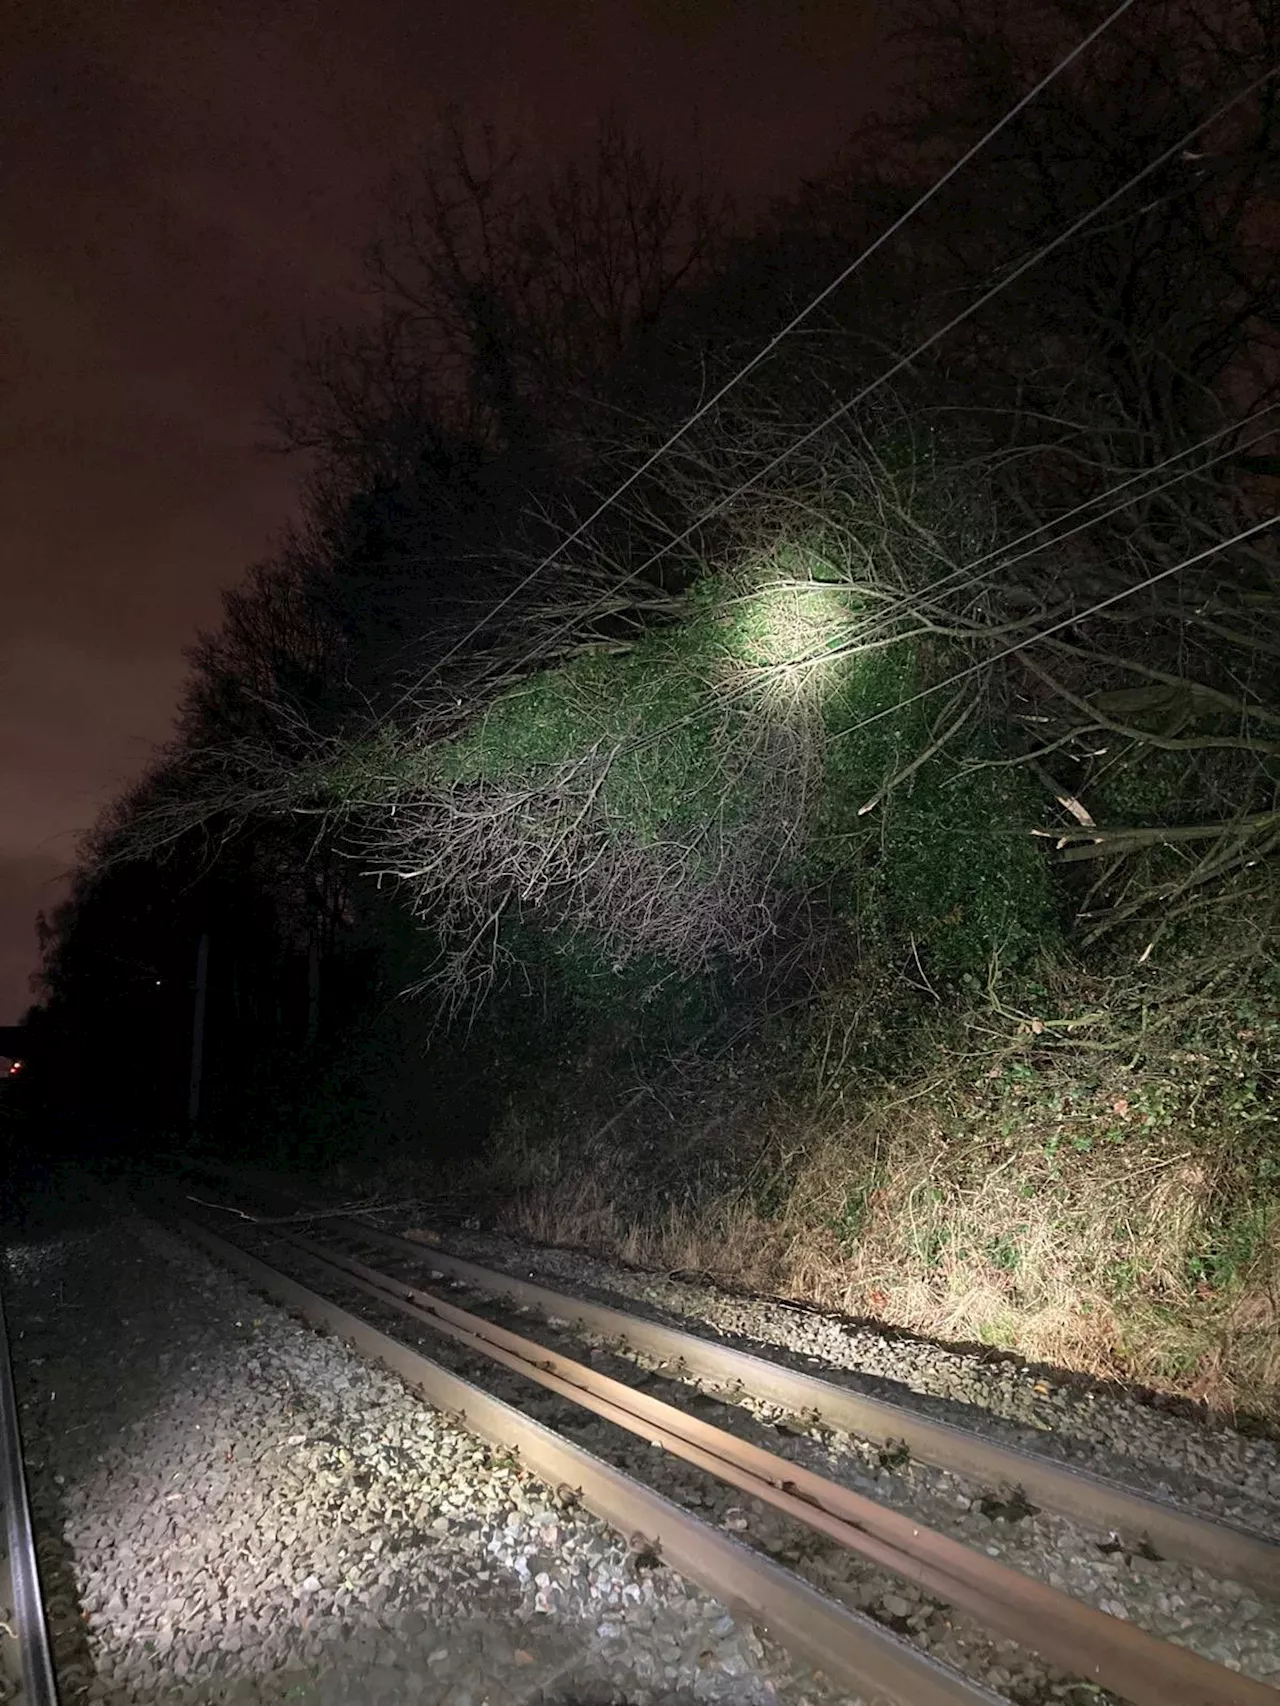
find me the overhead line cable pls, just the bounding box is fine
[821,405,1278,640]
[400,0,1141,699]
[502,63,1277,685]
[829,513,1277,746]
[594,419,1277,767]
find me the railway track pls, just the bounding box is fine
[158,1164,1280,1706]
[306,1213,1280,1594]
[0,1263,59,1706]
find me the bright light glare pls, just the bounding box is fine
[747,581,848,664]
[739,581,851,705]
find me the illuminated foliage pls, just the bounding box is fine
[323,492,1061,1017]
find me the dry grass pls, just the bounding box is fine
[370,931,1278,1427]
[490,1098,1280,1424]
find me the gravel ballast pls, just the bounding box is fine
[3,1191,867,1706]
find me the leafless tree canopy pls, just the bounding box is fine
[276,115,734,487]
[83,1,1280,1026]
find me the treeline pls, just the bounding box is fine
[29,0,1278,1191]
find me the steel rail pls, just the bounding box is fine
[164,1159,1280,1598]
[172,1215,1002,1706]
[0,1270,60,1706]
[254,1222,1278,1706]
[343,1218,1280,1599]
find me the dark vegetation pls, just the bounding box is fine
[20,0,1280,1413]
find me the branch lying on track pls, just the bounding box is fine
[184,1192,414,1227]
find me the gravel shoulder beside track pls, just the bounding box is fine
[2,1193,859,1706]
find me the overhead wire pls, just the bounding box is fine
[814,404,1278,640]
[386,414,1277,793]
[496,62,1277,688]
[828,511,1276,745]
[563,411,1278,771]
[414,418,1277,786]
[392,59,1277,733]
[397,0,1143,701]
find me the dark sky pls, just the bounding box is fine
[1,0,892,1023]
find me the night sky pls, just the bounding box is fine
[1,0,893,1023]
